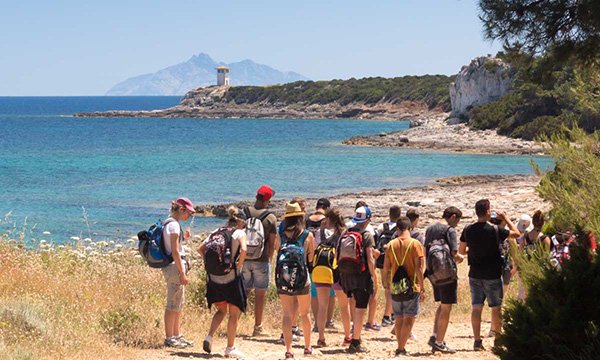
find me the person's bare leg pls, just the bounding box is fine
[254,289,267,326]
[292,297,300,329]
[316,287,330,340]
[208,304,227,337]
[280,294,295,353]
[311,295,319,325]
[398,316,416,351]
[349,298,356,323]
[436,304,453,342]
[491,306,502,334]
[297,294,312,349]
[173,311,182,338]
[327,295,336,323]
[353,308,366,341]
[164,309,177,338]
[367,293,377,325]
[227,305,241,348]
[432,305,441,337]
[384,288,393,319]
[334,289,351,338]
[471,305,484,341]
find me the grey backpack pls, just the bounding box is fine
[243,207,272,260]
[426,226,457,286]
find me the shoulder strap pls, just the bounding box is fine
[257,209,272,221]
[494,225,501,245]
[400,239,414,266]
[383,222,390,232]
[243,206,251,219]
[442,225,452,246]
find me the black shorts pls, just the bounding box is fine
[348,289,371,309]
[432,281,458,305]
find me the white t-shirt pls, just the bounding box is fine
[205,228,245,285]
[162,218,184,257]
[346,220,375,235]
[314,228,335,247]
[376,221,397,237]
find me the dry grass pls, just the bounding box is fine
[0,227,518,359]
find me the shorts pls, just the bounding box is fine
[502,269,512,285]
[162,263,185,311]
[278,285,311,296]
[347,289,370,309]
[432,281,458,305]
[469,277,503,308]
[241,261,270,291]
[392,293,421,317]
[312,280,341,297]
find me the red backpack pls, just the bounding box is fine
[337,229,366,275]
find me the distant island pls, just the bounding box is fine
[106,53,309,96]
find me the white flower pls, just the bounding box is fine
[84,238,92,243]
[70,236,80,241]
[43,231,51,235]
[109,241,115,245]
[134,254,142,259]
[115,244,123,249]
[126,239,135,244]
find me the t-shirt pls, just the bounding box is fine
[162,218,184,257]
[246,206,277,263]
[410,230,425,246]
[376,221,397,237]
[314,228,335,247]
[346,220,375,236]
[460,222,510,280]
[385,237,424,292]
[205,229,245,285]
[425,222,458,252]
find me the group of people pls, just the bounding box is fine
[157,186,552,359]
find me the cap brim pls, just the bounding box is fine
[353,218,368,223]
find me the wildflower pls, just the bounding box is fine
[115,244,123,249]
[43,231,51,235]
[84,238,92,243]
[70,236,80,241]
[126,239,135,244]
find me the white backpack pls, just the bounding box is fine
[243,207,272,260]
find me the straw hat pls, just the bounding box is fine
[281,202,305,219]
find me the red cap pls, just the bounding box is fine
[174,197,195,213]
[256,185,275,201]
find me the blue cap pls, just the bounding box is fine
[353,206,372,223]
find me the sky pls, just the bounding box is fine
[0,0,502,96]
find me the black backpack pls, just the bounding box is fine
[376,222,397,269]
[390,239,417,301]
[426,225,457,286]
[276,230,310,295]
[204,227,237,276]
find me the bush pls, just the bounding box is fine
[0,297,48,339]
[99,306,156,347]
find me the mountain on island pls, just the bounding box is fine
[106,53,310,96]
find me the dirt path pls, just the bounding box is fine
[130,319,499,360]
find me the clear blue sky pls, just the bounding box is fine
[0,0,501,96]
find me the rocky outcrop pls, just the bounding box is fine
[449,56,514,118]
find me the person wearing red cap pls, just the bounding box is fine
[162,197,195,348]
[241,185,278,337]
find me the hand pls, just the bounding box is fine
[496,210,508,220]
[180,272,189,286]
[183,229,191,240]
[419,290,426,302]
[455,253,465,264]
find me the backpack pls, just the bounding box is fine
[550,234,573,268]
[305,214,325,236]
[390,239,417,301]
[137,219,178,268]
[337,228,366,275]
[524,232,549,260]
[376,222,396,269]
[276,229,310,295]
[204,227,237,276]
[426,225,457,286]
[243,207,272,260]
[311,229,339,284]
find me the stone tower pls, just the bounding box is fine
[216,66,230,86]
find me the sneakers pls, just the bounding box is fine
[285,351,295,359]
[203,335,212,353]
[225,346,245,358]
[395,348,407,356]
[279,332,299,343]
[317,338,327,347]
[364,322,381,331]
[292,326,303,337]
[487,330,497,338]
[252,324,270,337]
[176,335,194,347]
[326,320,340,329]
[164,337,187,349]
[381,316,393,327]
[432,341,456,354]
[347,340,368,353]
[343,336,353,346]
[427,335,436,347]
[304,346,316,355]
[474,339,486,351]
[408,331,417,342]
[312,323,319,332]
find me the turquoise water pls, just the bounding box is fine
[0,97,553,242]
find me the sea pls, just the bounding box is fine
[0,96,553,243]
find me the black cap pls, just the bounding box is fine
[316,198,331,209]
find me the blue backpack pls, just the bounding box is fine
[138,219,179,268]
[276,229,309,295]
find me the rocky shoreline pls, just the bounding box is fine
[195,174,549,234]
[343,113,545,155]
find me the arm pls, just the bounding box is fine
[459,242,468,256]
[170,233,188,286]
[382,249,391,289]
[268,232,276,262]
[372,248,381,259]
[498,211,520,238]
[306,232,314,264]
[366,246,375,279]
[543,236,551,252]
[415,256,425,302]
[197,242,207,258]
[237,233,247,271]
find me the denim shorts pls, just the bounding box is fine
[469,277,503,308]
[392,293,420,317]
[241,261,271,291]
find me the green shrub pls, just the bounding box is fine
[99,306,152,347]
[0,297,48,338]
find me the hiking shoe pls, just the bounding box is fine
[395,348,407,357]
[312,323,319,332]
[252,325,270,337]
[486,330,497,338]
[408,331,417,342]
[279,333,299,343]
[176,335,194,347]
[203,336,212,353]
[364,322,381,331]
[474,339,485,351]
[343,336,353,346]
[381,316,393,327]
[427,335,436,347]
[432,341,456,354]
[304,346,316,355]
[347,340,368,353]
[285,351,295,359]
[317,338,327,347]
[225,346,245,358]
[292,326,303,337]
[326,320,340,329]
[164,337,187,349]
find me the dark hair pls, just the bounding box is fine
[389,205,401,221]
[406,208,420,222]
[226,207,245,227]
[283,215,305,239]
[316,198,331,210]
[442,206,463,220]
[355,201,368,210]
[532,210,545,229]
[325,208,346,236]
[475,199,490,217]
[256,193,265,202]
[396,216,412,233]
